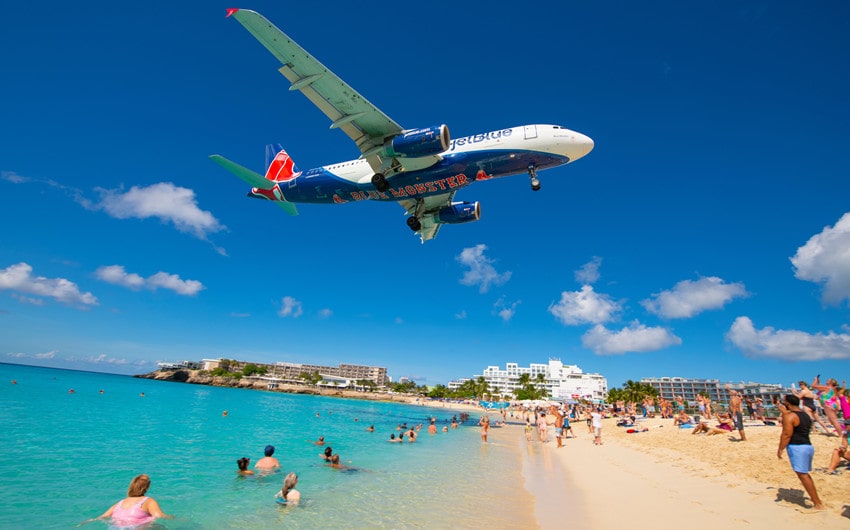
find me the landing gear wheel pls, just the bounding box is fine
[406,216,422,232]
[371,173,389,193]
[528,164,541,191]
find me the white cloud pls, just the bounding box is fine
[79,354,129,365]
[455,310,467,320]
[6,350,57,360]
[493,297,520,322]
[582,321,682,355]
[95,182,225,239]
[278,296,303,318]
[95,265,145,290]
[318,308,333,319]
[726,316,850,361]
[641,276,748,319]
[575,256,603,284]
[549,285,621,325]
[1,171,29,183]
[791,213,850,306]
[96,265,203,296]
[147,272,204,296]
[457,244,511,293]
[0,263,97,307]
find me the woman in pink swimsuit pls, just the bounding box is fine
[94,474,170,527]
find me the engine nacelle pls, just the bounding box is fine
[382,125,450,158]
[435,201,481,225]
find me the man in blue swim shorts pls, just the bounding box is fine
[777,394,824,510]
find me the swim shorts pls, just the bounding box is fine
[733,411,744,430]
[786,444,814,474]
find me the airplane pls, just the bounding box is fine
[211,8,594,242]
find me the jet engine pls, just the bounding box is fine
[382,125,450,158]
[435,201,481,224]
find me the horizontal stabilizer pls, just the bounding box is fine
[209,154,276,190]
[275,200,299,216]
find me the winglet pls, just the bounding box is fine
[225,8,239,18]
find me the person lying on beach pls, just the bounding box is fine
[275,472,301,505]
[85,474,172,527]
[691,414,735,435]
[255,445,281,470]
[236,457,254,476]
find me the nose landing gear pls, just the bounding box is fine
[528,164,541,191]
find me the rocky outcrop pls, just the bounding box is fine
[134,369,412,403]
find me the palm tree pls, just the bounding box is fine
[475,376,490,400]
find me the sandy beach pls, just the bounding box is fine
[509,414,849,528]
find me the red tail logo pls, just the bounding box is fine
[264,150,301,182]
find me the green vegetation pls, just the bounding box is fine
[606,380,658,404]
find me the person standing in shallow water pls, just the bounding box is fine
[86,474,172,526]
[777,394,824,510]
[479,414,490,443]
[255,445,280,470]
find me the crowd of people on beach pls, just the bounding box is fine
[77,373,848,525]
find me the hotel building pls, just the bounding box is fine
[196,358,389,387]
[449,359,608,402]
[640,376,788,408]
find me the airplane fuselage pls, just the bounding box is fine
[256,124,591,205]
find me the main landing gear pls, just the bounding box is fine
[528,164,541,191]
[406,199,425,232]
[371,173,389,193]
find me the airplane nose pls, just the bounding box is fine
[571,132,594,161]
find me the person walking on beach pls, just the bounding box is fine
[777,394,824,510]
[537,410,549,443]
[591,410,603,445]
[728,389,747,441]
[553,407,565,448]
[255,445,281,470]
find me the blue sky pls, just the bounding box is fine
[2,1,849,389]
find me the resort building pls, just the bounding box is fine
[640,376,789,408]
[192,358,389,387]
[157,360,202,370]
[449,359,608,402]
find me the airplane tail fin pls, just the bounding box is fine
[209,151,298,216]
[264,143,302,183]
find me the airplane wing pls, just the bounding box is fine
[227,9,403,170]
[398,192,456,243]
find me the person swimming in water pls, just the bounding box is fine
[320,446,333,460]
[236,457,254,476]
[274,472,301,505]
[87,474,171,527]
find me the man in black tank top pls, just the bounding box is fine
[777,394,825,510]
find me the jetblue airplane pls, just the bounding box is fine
[211,9,594,242]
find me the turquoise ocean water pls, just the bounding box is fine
[0,364,534,529]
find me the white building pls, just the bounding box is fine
[449,359,607,402]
